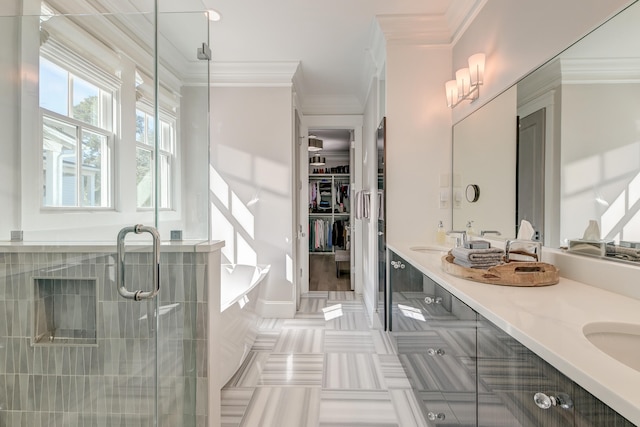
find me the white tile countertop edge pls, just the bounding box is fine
[388,242,640,426]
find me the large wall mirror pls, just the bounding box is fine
[453,0,640,265]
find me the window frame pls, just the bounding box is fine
[41,109,114,209]
[135,103,177,211]
[39,51,118,211]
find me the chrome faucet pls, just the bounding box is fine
[480,230,502,237]
[446,230,467,247]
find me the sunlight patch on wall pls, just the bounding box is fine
[564,156,600,195]
[218,144,252,181]
[255,157,289,195]
[601,190,626,238]
[604,143,640,181]
[210,165,229,209]
[236,232,257,266]
[232,192,255,239]
[211,202,235,263]
[623,212,640,240]
[629,171,640,208]
[285,254,293,284]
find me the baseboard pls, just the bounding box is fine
[257,298,296,318]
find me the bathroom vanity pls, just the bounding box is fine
[388,245,638,426]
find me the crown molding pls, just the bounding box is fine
[377,14,452,45]
[375,0,485,46]
[560,57,640,84]
[209,61,299,86]
[447,0,488,45]
[518,56,640,106]
[517,58,562,106]
[298,95,364,116]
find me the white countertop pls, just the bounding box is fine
[388,242,640,426]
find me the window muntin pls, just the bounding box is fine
[40,56,114,208]
[135,108,175,210]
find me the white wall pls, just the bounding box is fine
[451,0,632,124]
[385,45,453,246]
[561,83,640,243]
[210,86,295,317]
[181,86,211,241]
[452,86,517,236]
[383,0,633,251]
[0,16,21,238]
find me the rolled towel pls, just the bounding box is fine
[451,246,504,263]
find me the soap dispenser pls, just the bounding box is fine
[436,221,446,245]
[466,220,476,238]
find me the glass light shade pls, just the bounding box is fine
[468,53,485,86]
[309,156,325,166]
[456,67,471,97]
[308,137,323,152]
[445,80,458,108]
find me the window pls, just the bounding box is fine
[40,57,114,208]
[135,108,175,209]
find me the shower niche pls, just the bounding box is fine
[32,277,98,345]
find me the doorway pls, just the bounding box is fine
[517,108,546,241]
[307,128,353,292]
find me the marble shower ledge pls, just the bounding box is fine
[388,242,640,426]
[0,240,225,253]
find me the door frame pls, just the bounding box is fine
[298,114,364,297]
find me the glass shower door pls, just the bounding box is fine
[0,6,210,426]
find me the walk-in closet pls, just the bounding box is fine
[308,129,353,291]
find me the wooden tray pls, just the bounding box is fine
[441,254,559,287]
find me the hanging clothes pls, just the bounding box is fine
[309,218,332,251]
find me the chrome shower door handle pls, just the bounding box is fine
[117,224,161,301]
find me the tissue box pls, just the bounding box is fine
[568,239,613,257]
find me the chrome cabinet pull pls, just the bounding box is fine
[533,392,573,410]
[427,412,446,421]
[424,296,442,305]
[116,224,161,301]
[390,261,405,269]
[427,348,445,356]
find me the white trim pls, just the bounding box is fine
[40,38,121,91]
[560,57,640,84]
[210,62,299,85]
[256,298,296,318]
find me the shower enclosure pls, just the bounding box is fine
[1,1,212,425]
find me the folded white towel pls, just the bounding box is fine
[451,246,504,263]
[453,258,502,269]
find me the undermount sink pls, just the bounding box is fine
[409,245,450,253]
[583,322,640,372]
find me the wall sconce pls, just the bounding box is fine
[445,53,485,108]
[308,137,323,152]
[309,156,326,166]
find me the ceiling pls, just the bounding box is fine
[199,0,483,114]
[39,0,485,114]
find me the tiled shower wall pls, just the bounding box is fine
[0,250,210,427]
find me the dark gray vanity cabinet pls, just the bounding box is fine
[477,315,574,426]
[390,252,636,427]
[477,314,635,427]
[390,252,477,425]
